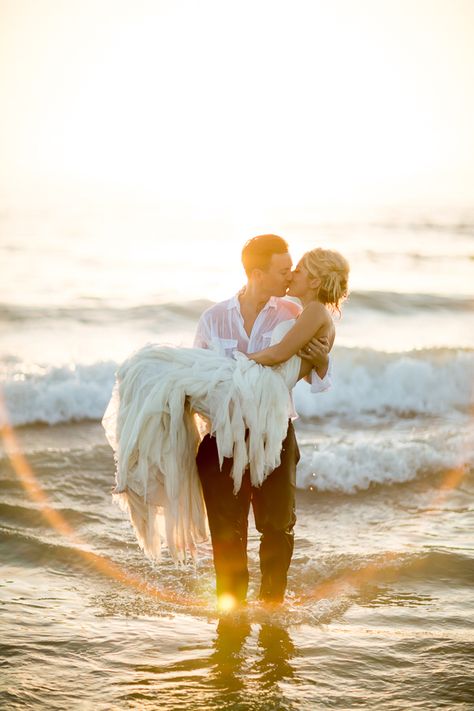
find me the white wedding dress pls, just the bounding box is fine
[102,319,300,562]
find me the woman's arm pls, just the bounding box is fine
[300,322,335,379]
[247,302,330,366]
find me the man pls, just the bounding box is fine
[194,235,331,607]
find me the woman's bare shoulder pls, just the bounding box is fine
[301,301,330,322]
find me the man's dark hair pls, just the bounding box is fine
[241,234,289,277]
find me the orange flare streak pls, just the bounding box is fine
[0,391,204,608]
[1,389,470,611]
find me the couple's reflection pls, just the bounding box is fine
[256,620,296,685]
[211,613,296,690]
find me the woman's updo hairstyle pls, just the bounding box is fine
[302,248,349,313]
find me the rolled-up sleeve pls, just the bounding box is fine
[310,359,332,393]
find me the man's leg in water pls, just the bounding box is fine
[196,434,252,605]
[252,421,299,603]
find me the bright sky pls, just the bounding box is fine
[1,0,473,214]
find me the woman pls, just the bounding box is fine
[102,247,349,562]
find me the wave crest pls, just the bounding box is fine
[2,346,473,427]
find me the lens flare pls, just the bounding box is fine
[1,386,470,614]
[0,389,205,609]
[218,594,237,613]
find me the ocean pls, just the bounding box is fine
[1,205,473,709]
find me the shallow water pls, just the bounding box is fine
[1,208,474,708]
[1,422,473,710]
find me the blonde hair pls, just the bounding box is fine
[302,248,349,312]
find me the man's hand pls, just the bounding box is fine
[298,336,330,378]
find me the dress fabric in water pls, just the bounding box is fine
[102,320,301,562]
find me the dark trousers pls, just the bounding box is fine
[196,421,299,604]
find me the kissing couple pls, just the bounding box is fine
[102,234,349,609]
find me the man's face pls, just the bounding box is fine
[287,259,312,298]
[259,252,293,297]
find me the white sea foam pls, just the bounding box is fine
[1,347,473,427]
[2,361,116,426]
[297,431,474,493]
[294,347,474,419]
[2,350,473,495]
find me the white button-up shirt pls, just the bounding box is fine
[193,294,332,400]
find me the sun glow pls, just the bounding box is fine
[218,593,238,613]
[1,0,473,620]
[1,384,470,614]
[1,0,473,214]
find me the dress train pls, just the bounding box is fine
[102,320,300,562]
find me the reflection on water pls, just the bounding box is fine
[360,584,434,609]
[209,616,298,711]
[113,615,298,711]
[2,419,474,710]
[212,616,296,689]
[256,623,296,686]
[211,616,252,691]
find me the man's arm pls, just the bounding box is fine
[247,302,328,366]
[299,336,330,379]
[308,359,333,392]
[299,331,334,392]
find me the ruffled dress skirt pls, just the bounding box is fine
[102,320,300,562]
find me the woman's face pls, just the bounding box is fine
[287,260,314,298]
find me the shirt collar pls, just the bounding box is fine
[227,293,241,311]
[227,292,278,311]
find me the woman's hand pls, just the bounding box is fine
[298,336,329,377]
